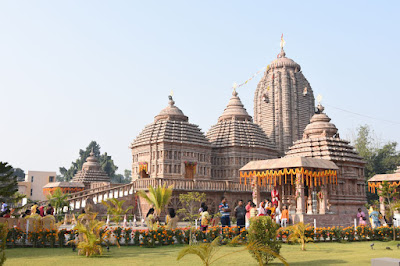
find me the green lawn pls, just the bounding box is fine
[4,241,400,265]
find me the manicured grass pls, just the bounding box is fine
[4,241,400,265]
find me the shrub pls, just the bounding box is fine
[248,216,281,264]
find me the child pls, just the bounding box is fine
[201,206,211,231]
[281,205,289,227]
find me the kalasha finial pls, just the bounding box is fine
[315,94,324,113]
[168,93,175,106]
[232,82,238,96]
[90,147,94,156]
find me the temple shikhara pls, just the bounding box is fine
[45,41,367,226]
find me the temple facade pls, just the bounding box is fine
[254,47,315,155]
[130,96,212,180]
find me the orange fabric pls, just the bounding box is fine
[281,209,289,219]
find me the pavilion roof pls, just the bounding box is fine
[240,156,338,172]
[43,182,85,188]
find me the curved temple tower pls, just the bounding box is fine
[254,47,315,155]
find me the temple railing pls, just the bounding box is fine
[65,178,270,211]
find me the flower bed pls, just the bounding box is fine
[3,225,400,248]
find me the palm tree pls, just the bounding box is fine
[69,213,107,257]
[46,187,69,214]
[101,198,133,224]
[137,184,173,215]
[177,236,288,266]
[287,222,314,251]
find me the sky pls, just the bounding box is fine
[1,1,400,174]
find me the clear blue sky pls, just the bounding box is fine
[1,1,400,174]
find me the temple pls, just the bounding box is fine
[46,41,368,227]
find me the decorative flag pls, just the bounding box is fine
[280,34,286,48]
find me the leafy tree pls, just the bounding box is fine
[287,222,314,251]
[177,236,288,266]
[353,125,400,203]
[0,162,18,203]
[46,187,69,214]
[248,216,281,264]
[12,168,25,182]
[378,181,400,240]
[137,184,173,216]
[177,192,206,222]
[58,141,119,182]
[101,198,133,224]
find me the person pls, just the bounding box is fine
[199,202,206,226]
[145,208,157,230]
[1,209,11,218]
[275,205,281,224]
[266,209,272,217]
[234,200,246,229]
[266,202,275,218]
[245,200,252,229]
[39,205,45,217]
[357,208,367,226]
[258,202,267,216]
[22,209,31,218]
[249,202,257,219]
[200,206,211,231]
[219,197,231,227]
[166,208,179,230]
[47,204,54,216]
[1,202,7,212]
[369,208,381,228]
[271,186,280,207]
[281,205,289,227]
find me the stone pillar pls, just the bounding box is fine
[307,188,313,214]
[252,177,261,207]
[296,174,305,214]
[379,196,386,217]
[319,186,328,215]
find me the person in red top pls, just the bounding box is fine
[39,205,45,217]
[271,186,280,207]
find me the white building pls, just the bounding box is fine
[18,170,56,201]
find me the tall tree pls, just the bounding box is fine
[0,162,18,203]
[58,141,119,182]
[12,168,25,182]
[353,125,400,203]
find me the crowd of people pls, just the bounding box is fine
[0,201,55,219]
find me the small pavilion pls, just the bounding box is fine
[368,166,400,216]
[240,157,338,223]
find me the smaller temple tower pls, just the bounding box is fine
[286,103,366,214]
[130,95,211,180]
[206,90,278,181]
[71,150,111,189]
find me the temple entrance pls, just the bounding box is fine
[184,162,196,179]
[139,162,149,178]
[139,169,149,178]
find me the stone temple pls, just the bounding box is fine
[60,44,367,226]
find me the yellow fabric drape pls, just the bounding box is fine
[239,167,338,187]
[368,181,400,193]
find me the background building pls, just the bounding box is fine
[18,170,56,201]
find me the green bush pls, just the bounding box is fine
[248,216,281,265]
